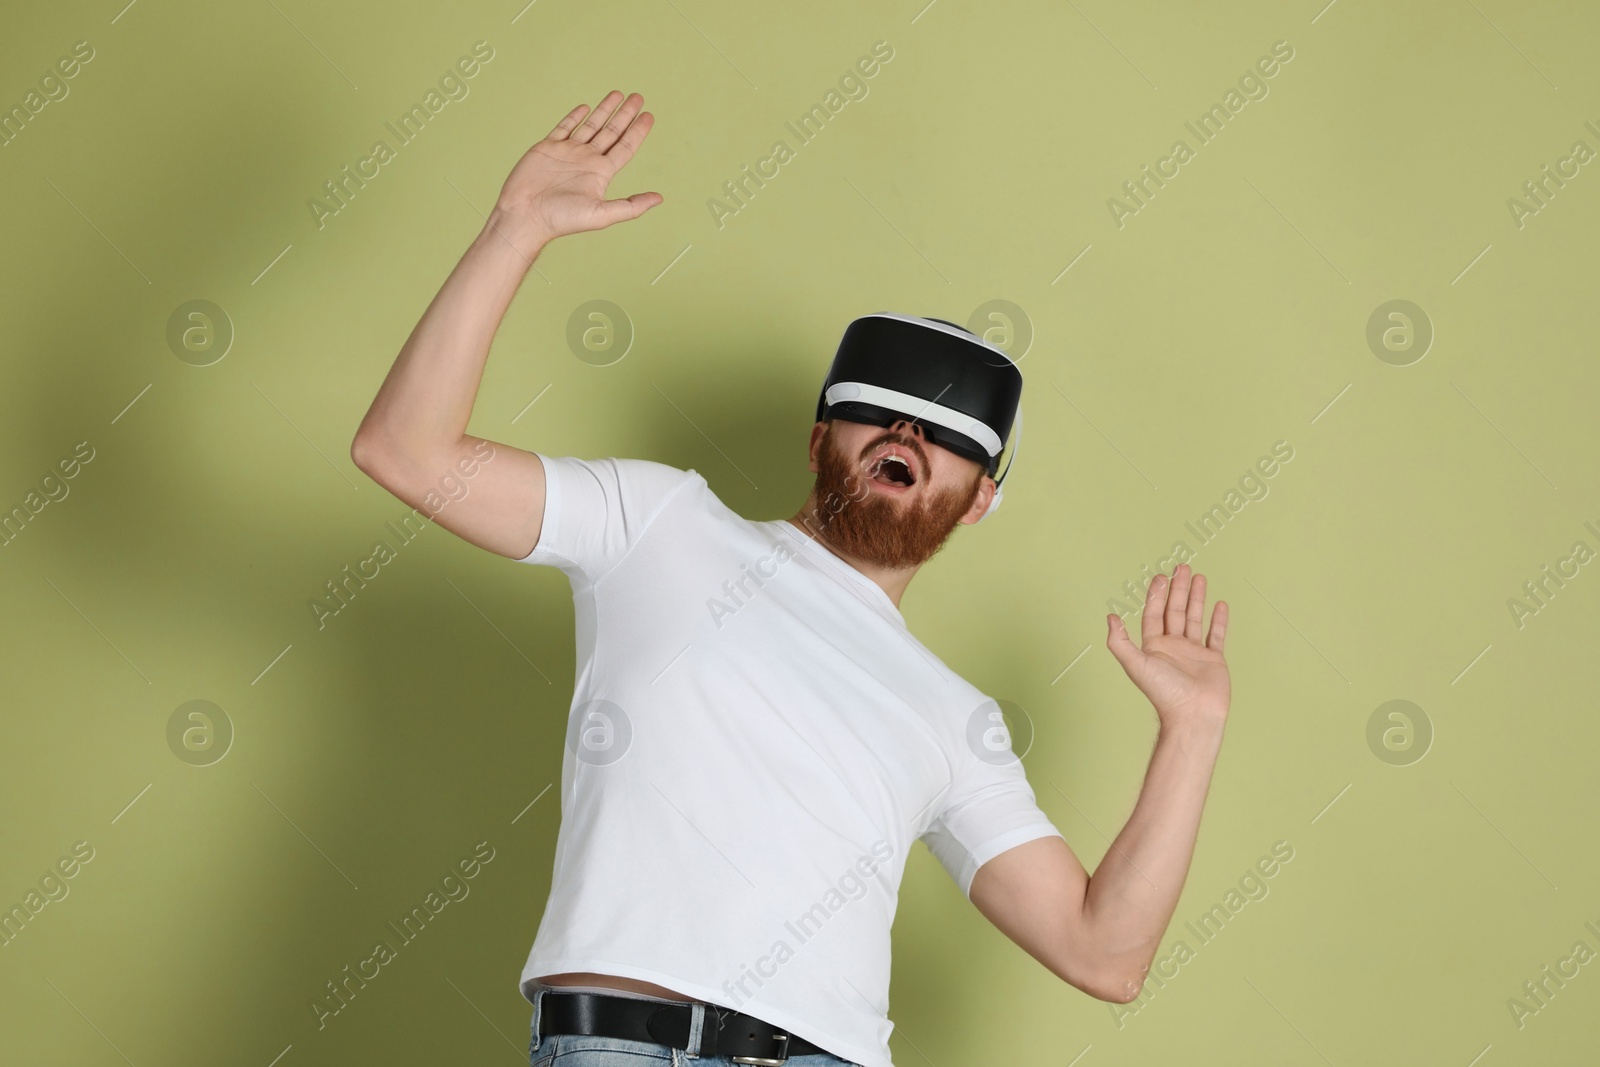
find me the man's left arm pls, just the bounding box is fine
[968,562,1231,1003]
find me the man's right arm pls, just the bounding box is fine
[350,215,553,561]
[349,90,661,560]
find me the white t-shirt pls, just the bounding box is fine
[514,454,1063,1067]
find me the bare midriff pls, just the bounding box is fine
[538,971,696,1002]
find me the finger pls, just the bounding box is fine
[547,103,591,141]
[1164,563,1192,636]
[1185,574,1207,642]
[1140,573,1168,645]
[605,109,655,168]
[596,191,663,227]
[590,92,644,154]
[1205,600,1229,653]
[570,90,624,143]
[1106,614,1143,673]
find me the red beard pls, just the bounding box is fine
[805,423,984,569]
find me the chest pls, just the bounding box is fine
[589,512,965,839]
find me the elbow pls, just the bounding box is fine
[350,430,377,475]
[1088,970,1147,1004]
[350,431,403,494]
[1072,948,1154,1004]
[350,425,395,479]
[350,424,456,483]
[1045,954,1145,1004]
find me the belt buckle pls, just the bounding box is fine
[731,1032,789,1065]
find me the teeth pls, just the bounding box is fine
[872,454,912,483]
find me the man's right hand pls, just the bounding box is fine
[490,90,663,247]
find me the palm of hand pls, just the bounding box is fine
[494,90,662,241]
[1106,564,1232,726]
[510,140,621,238]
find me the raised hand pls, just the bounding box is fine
[1105,563,1231,730]
[491,90,663,244]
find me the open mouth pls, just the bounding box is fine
[868,453,917,490]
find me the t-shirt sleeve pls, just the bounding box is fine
[918,713,1065,902]
[514,454,700,583]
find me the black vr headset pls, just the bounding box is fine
[814,313,1023,521]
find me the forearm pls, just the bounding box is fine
[353,209,549,461]
[1082,717,1224,994]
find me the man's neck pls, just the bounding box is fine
[785,497,917,609]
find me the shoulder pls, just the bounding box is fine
[541,454,701,485]
[914,664,1036,774]
[540,454,706,507]
[899,649,995,743]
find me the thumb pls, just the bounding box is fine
[596,191,662,227]
[1106,613,1143,675]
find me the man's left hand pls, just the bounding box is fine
[1105,563,1231,729]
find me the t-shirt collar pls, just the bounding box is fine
[770,519,906,625]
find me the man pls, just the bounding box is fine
[352,90,1232,1067]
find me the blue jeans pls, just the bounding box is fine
[528,988,863,1067]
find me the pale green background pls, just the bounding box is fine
[2,0,1597,1064]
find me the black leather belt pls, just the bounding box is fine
[538,990,826,1064]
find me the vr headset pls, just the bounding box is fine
[814,313,1023,521]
